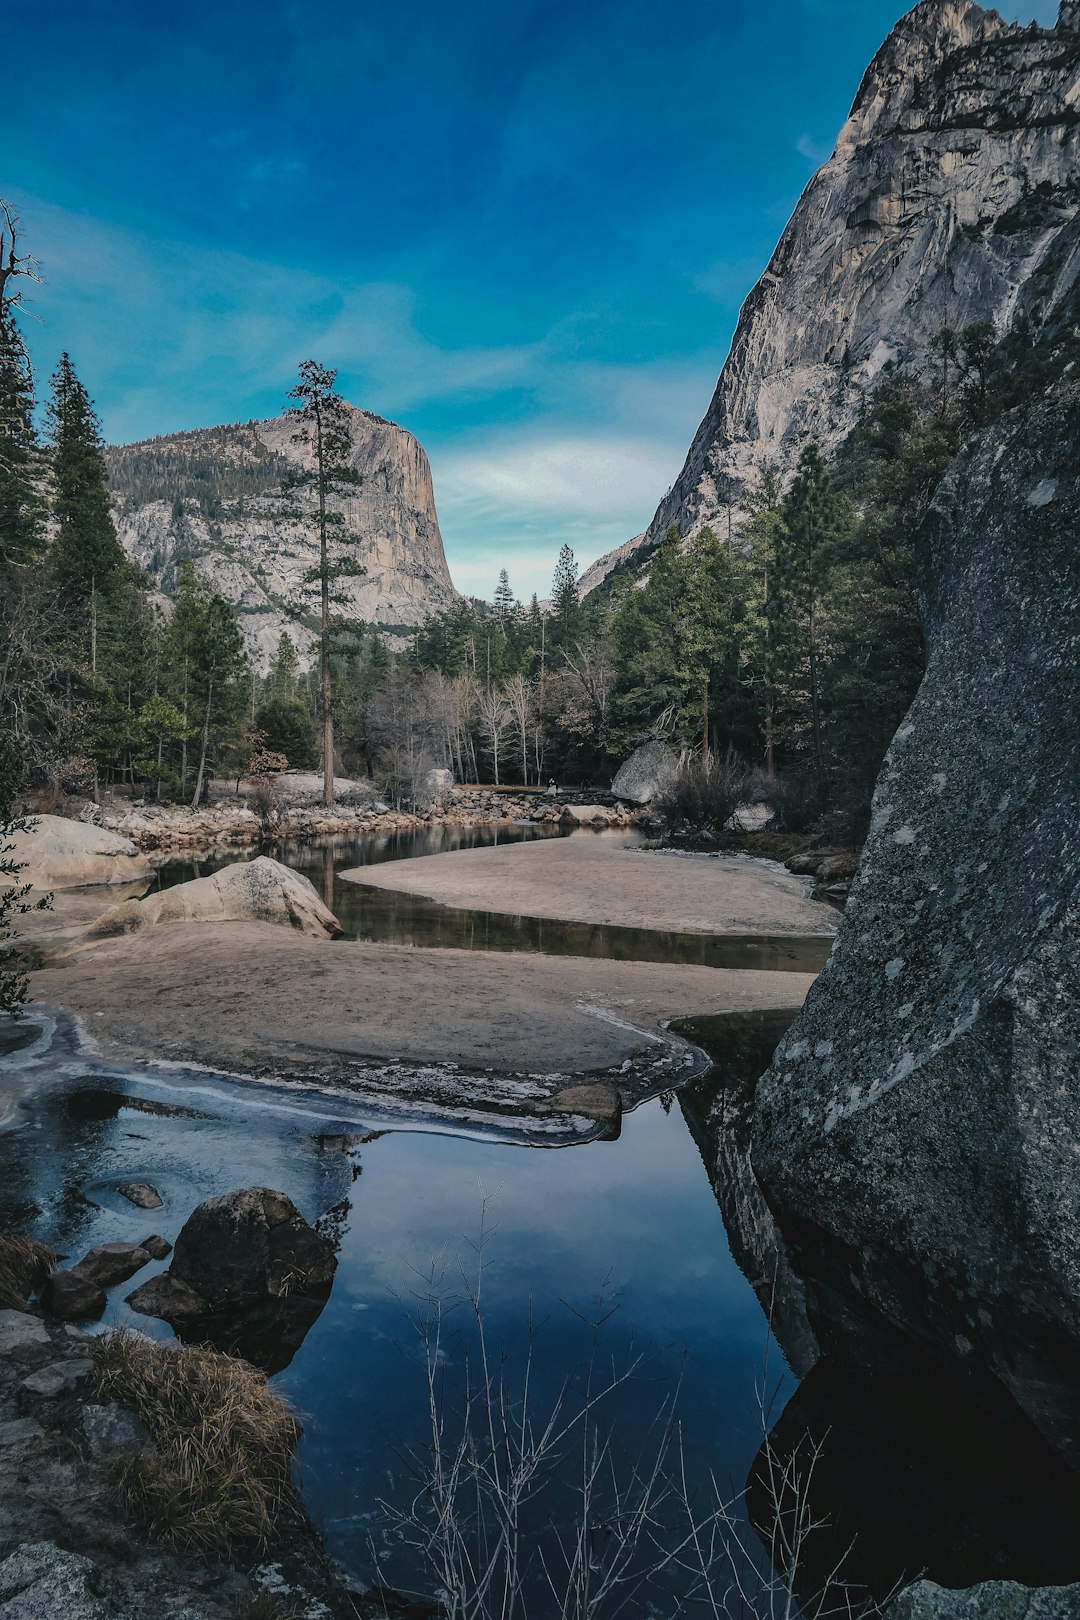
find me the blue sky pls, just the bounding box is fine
[9,0,1059,600]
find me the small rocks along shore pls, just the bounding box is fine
[0,1284,392,1617]
[77,785,640,854]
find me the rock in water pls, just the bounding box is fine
[751,388,1080,1464]
[55,855,342,954]
[580,3,1080,594]
[6,816,152,890]
[128,1187,337,1374]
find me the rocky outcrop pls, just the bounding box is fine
[128,1188,337,1373]
[7,817,152,890]
[886,1581,1080,1619]
[583,0,1080,590]
[750,385,1080,1462]
[0,1541,132,1620]
[106,406,459,664]
[610,742,678,804]
[55,856,341,954]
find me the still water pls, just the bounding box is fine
[0,1016,791,1607]
[155,824,832,975]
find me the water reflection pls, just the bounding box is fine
[681,1011,1080,1610]
[154,826,831,974]
[0,1026,792,1604]
[748,1360,1080,1610]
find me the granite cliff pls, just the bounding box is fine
[751,379,1080,1466]
[106,405,459,666]
[581,0,1080,593]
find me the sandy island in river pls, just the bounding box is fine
[24,833,833,1108]
[342,830,835,936]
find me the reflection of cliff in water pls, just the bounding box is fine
[676,1010,818,1379]
[679,1010,1080,1610]
[747,1359,1080,1613]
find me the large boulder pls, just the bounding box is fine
[751,389,1080,1462]
[610,742,678,804]
[7,816,151,890]
[0,1541,125,1620]
[885,1582,1080,1620]
[55,856,341,954]
[128,1187,337,1373]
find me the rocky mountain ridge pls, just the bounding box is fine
[580,0,1080,594]
[106,405,459,667]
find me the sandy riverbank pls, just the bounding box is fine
[31,923,814,1088]
[343,830,837,936]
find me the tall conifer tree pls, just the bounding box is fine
[284,361,365,808]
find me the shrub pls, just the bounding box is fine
[250,775,289,841]
[0,1230,56,1309]
[749,768,821,834]
[655,749,748,843]
[91,1330,300,1552]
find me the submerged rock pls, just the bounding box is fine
[116,1184,162,1211]
[54,855,342,954]
[751,388,1080,1463]
[6,816,152,891]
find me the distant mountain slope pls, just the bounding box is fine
[106,404,459,665]
[581,0,1080,594]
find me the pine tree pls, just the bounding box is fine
[269,631,300,702]
[0,304,44,582]
[284,361,365,808]
[47,354,130,664]
[550,544,581,651]
[776,444,842,789]
[165,561,247,807]
[741,468,786,776]
[493,568,515,624]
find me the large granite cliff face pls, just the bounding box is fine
[750,381,1080,1466]
[106,406,459,666]
[581,0,1080,594]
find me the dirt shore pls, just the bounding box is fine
[343,830,837,937]
[32,923,814,1087]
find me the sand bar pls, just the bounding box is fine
[343,831,836,937]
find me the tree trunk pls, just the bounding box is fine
[191,677,213,810]
[317,406,335,811]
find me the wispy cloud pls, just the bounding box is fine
[15,192,716,598]
[796,132,833,166]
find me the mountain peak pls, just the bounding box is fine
[582,0,1080,595]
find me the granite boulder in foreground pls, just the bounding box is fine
[751,387,1080,1464]
[54,856,341,953]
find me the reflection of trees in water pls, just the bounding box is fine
[678,1010,1080,1611]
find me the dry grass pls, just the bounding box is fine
[230,1596,304,1620]
[0,1230,56,1309]
[91,1329,301,1552]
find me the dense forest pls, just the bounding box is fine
[2,194,1075,846]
